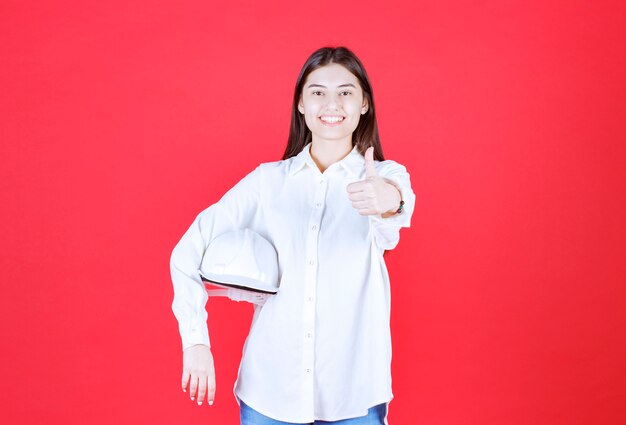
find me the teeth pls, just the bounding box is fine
[320,116,344,123]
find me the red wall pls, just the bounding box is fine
[1,1,624,424]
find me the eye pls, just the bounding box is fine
[311,90,323,96]
[339,91,352,96]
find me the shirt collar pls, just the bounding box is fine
[288,142,364,178]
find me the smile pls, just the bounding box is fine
[319,115,345,126]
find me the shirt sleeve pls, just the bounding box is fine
[368,160,416,250]
[170,165,262,351]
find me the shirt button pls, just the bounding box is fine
[311,225,317,231]
[308,260,315,266]
[316,202,322,208]
[306,332,312,338]
[306,368,311,373]
[319,179,325,184]
[307,296,313,302]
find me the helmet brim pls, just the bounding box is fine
[199,271,279,295]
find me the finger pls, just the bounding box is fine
[196,374,207,405]
[207,374,216,405]
[358,207,378,216]
[346,181,368,193]
[353,199,371,207]
[181,369,190,393]
[348,191,367,202]
[364,146,378,178]
[351,200,371,210]
[189,374,198,401]
[353,197,379,210]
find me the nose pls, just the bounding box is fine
[324,93,342,110]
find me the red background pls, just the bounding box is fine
[1,1,625,424]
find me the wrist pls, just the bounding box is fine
[383,180,403,215]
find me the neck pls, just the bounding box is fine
[309,137,353,173]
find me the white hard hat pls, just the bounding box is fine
[198,229,279,305]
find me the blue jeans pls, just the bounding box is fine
[239,399,388,425]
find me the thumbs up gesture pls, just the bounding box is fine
[346,146,402,217]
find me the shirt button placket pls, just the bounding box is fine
[302,176,326,399]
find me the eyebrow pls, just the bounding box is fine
[306,83,357,89]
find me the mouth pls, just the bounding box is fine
[318,115,345,126]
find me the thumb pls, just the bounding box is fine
[364,146,378,178]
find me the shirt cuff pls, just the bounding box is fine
[370,211,411,227]
[181,323,211,352]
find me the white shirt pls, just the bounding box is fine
[170,142,415,422]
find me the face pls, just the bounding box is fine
[298,63,369,145]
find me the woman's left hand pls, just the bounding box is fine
[346,146,402,217]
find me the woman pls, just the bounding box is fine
[170,46,415,424]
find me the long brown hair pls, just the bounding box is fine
[282,46,384,161]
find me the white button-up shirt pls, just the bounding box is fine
[170,142,415,422]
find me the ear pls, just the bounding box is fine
[298,95,304,114]
[361,97,369,115]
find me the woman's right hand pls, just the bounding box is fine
[182,344,215,406]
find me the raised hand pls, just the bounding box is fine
[346,146,402,217]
